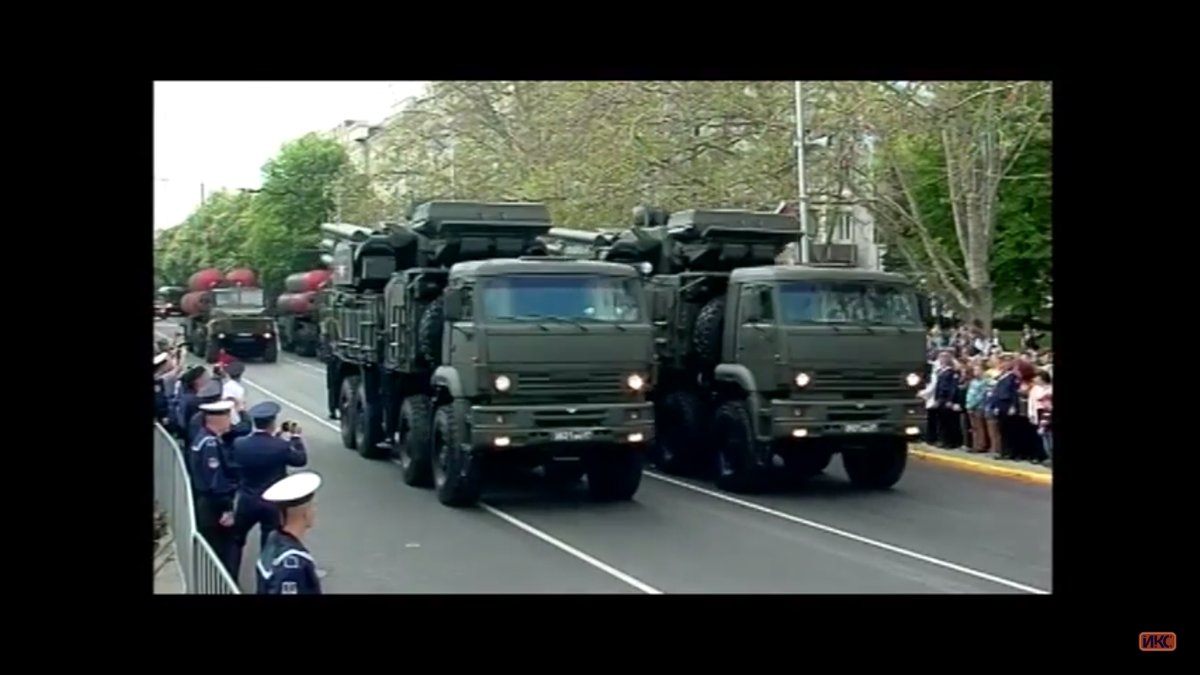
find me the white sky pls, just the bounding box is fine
[154,81,429,230]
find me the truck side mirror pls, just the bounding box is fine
[443,289,463,321]
[917,294,932,325]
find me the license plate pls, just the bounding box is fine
[845,422,879,434]
[553,430,594,442]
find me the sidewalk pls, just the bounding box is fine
[154,511,186,594]
[909,443,1052,485]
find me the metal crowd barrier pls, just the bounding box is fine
[153,423,242,594]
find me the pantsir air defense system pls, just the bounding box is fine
[323,201,655,507]
[549,206,929,493]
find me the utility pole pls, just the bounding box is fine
[793,81,811,264]
[200,182,206,205]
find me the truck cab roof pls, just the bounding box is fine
[730,265,914,285]
[449,257,640,280]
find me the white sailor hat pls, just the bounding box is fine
[199,399,236,414]
[154,352,169,367]
[263,471,322,507]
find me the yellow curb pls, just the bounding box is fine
[908,446,1052,486]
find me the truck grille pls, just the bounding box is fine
[533,409,609,428]
[510,371,627,404]
[801,370,915,400]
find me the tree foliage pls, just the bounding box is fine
[157,82,1052,323]
[154,134,380,296]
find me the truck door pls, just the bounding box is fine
[735,283,778,389]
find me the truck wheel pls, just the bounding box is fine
[417,299,445,367]
[713,399,769,493]
[356,379,386,459]
[692,296,726,366]
[783,449,833,482]
[398,395,434,487]
[432,404,483,507]
[586,448,644,501]
[204,341,221,364]
[280,331,294,353]
[339,376,360,450]
[842,438,908,490]
[295,339,316,358]
[263,340,278,363]
[654,390,706,475]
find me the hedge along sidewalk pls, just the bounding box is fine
[908,443,1052,486]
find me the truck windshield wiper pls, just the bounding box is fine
[496,314,590,332]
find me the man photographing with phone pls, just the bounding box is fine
[227,400,309,581]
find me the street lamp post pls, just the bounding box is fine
[793,81,812,265]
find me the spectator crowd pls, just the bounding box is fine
[921,324,1053,466]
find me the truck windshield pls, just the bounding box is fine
[482,275,642,323]
[212,288,265,309]
[777,280,921,327]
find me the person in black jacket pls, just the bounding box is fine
[933,351,962,449]
[989,355,1022,460]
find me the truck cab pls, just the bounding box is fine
[710,266,927,491]
[430,257,655,503]
[201,286,279,363]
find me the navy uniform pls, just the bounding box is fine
[175,366,208,442]
[189,380,252,446]
[257,472,323,595]
[229,401,309,578]
[191,399,241,576]
[153,353,172,425]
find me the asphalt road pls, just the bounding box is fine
[156,321,1052,594]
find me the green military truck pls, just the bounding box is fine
[183,285,279,363]
[567,207,928,493]
[325,201,655,507]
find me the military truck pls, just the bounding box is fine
[155,285,186,319]
[325,201,655,507]
[181,270,278,363]
[553,207,928,493]
[276,269,333,357]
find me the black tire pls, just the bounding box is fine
[783,449,834,482]
[205,341,221,364]
[417,299,445,367]
[432,404,483,507]
[339,376,360,450]
[398,395,434,487]
[653,390,707,475]
[263,340,278,363]
[544,461,586,486]
[692,296,726,365]
[842,437,908,490]
[713,399,770,493]
[295,338,316,358]
[280,329,295,353]
[356,378,387,459]
[586,448,644,501]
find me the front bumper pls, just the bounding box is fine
[216,333,274,352]
[766,397,926,441]
[469,402,654,453]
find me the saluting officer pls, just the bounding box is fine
[187,380,224,446]
[228,401,309,578]
[191,399,241,575]
[175,366,209,441]
[257,471,323,595]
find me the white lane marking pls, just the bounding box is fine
[644,471,1050,595]
[232,337,1045,595]
[281,357,326,375]
[206,355,662,596]
[480,503,663,594]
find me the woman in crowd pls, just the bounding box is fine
[955,358,973,449]
[1029,370,1053,463]
[965,363,991,453]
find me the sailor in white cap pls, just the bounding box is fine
[190,399,241,576]
[153,352,175,426]
[256,471,323,595]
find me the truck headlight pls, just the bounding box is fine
[263,332,273,339]
[493,375,512,392]
[217,333,226,340]
[626,374,645,391]
[794,372,811,388]
[905,372,921,387]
